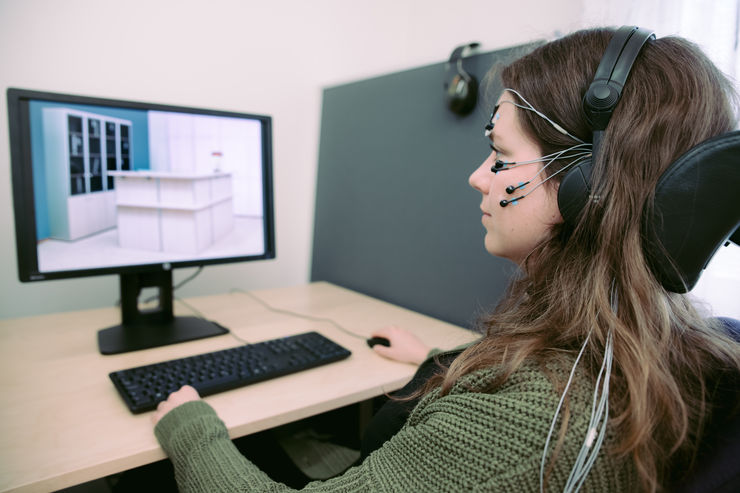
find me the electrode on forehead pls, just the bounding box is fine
[481,88,593,209]
[483,88,587,144]
[484,105,500,137]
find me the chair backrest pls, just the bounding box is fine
[644,131,740,293]
[671,317,740,493]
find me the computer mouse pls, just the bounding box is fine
[366,336,391,348]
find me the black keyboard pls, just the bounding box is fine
[109,331,352,413]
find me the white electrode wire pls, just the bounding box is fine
[559,282,618,492]
[495,144,593,171]
[564,329,614,492]
[505,155,591,205]
[540,329,593,493]
[497,151,591,187]
[540,283,618,493]
[503,88,587,144]
[568,284,619,489]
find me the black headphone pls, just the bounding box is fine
[444,42,480,116]
[557,26,655,225]
[552,26,740,292]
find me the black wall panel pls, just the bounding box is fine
[311,44,536,330]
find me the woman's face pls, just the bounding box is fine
[468,92,562,264]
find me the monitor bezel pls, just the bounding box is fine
[7,87,276,283]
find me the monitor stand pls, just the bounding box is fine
[97,271,228,355]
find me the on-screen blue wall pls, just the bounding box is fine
[29,101,150,240]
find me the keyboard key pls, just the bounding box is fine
[109,332,351,413]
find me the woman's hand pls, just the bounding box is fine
[151,385,201,426]
[150,328,430,423]
[370,325,432,365]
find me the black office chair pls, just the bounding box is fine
[669,317,740,493]
[643,130,740,295]
[649,131,740,493]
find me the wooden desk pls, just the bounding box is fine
[0,282,476,493]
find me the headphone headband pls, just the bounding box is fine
[559,26,655,225]
[447,42,480,64]
[583,26,655,131]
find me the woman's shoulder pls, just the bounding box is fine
[407,362,565,443]
[403,359,636,490]
[405,361,562,440]
[437,358,581,397]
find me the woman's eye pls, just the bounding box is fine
[489,144,504,156]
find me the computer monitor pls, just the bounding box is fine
[7,88,275,354]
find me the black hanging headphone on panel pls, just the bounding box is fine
[444,42,480,116]
[557,26,655,225]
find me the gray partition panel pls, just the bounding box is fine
[311,45,536,330]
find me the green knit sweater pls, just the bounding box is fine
[154,361,636,492]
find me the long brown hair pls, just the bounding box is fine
[426,28,740,492]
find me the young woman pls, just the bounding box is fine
[152,28,740,492]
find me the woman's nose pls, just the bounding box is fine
[469,156,493,193]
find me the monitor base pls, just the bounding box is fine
[98,316,229,355]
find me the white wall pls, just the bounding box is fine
[0,0,586,319]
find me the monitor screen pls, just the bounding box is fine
[7,88,275,354]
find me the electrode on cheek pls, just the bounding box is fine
[506,182,529,194]
[500,198,521,207]
[490,160,507,173]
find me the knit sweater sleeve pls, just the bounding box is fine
[154,366,634,492]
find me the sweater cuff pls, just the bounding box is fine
[154,400,227,458]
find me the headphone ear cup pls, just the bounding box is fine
[557,158,592,225]
[445,72,478,116]
[444,42,480,116]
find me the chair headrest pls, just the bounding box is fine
[644,131,740,293]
